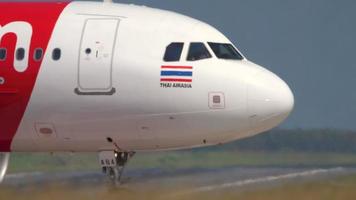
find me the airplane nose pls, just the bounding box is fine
[247,70,294,131]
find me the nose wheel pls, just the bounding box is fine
[99,151,135,185]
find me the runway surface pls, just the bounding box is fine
[1,167,356,200]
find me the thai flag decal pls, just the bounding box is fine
[160,66,193,88]
[160,66,193,83]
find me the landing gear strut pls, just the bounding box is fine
[99,151,135,185]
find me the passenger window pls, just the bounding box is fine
[52,48,61,61]
[0,48,6,61]
[16,48,25,61]
[34,48,43,61]
[187,43,211,61]
[163,42,184,62]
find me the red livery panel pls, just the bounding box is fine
[0,2,69,152]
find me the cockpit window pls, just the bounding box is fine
[208,43,243,60]
[187,43,212,61]
[164,42,184,62]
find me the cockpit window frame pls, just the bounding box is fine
[163,42,184,62]
[186,42,212,62]
[208,42,244,60]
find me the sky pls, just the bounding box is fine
[5,0,356,130]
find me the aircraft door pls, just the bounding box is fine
[75,19,119,95]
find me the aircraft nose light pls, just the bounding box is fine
[248,71,294,128]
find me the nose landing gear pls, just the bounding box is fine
[99,151,135,185]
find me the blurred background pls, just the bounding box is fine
[2,0,356,199]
